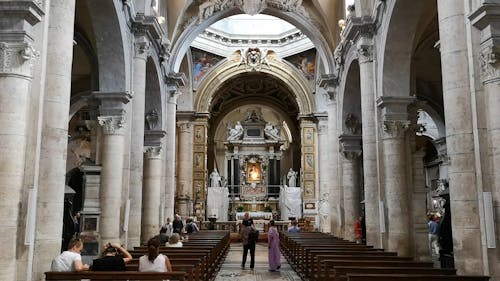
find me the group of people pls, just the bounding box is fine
[50,214,200,274]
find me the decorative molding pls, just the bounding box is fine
[479,46,500,83]
[98,116,126,135]
[0,42,39,77]
[376,96,415,123]
[236,48,273,71]
[178,122,192,133]
[144,130,166,147]
[339,134,362,161]
[144,146,162,159]
[382,120,410,139]
[318,74,338,101]
[93,91,132,117]
[356,36,374,63]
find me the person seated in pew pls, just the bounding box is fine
[288,220,300,233]
[50,238,90,272]
[166,233,183,248]
[185,217,199,234]
[154,226,169,244]
[91,242,132,271]
[139,238,173,272]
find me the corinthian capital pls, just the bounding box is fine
[479,46,500,84]
[134,36,150,59]
[382,120,409,139]
[98,116,126,135]
[0,42,39,78]
[356,36,373,63]
[144,146,162,159]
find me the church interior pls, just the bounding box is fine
[1,0,500,280]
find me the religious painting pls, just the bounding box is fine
[304,181,315,198]
[284,48,317,81]
[304,154,314,171]
[246,162,262,183]
[82,216,98,232]
[191,47,224,82]
[194,152,204,169]
[194,125,205,143]
[303,127,314,145]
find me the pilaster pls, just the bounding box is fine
[176,112,195,218]
[315,113,330,233]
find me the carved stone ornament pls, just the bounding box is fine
[345,113,360,134]
[98,116,126,135]
[134,38,150,59]
[0,42,39,77]
[242,0,267,15]
[145,146,162,159]
[237,48,272,71]
[145,109,159,130]
[356,43,373,63]
[382,120,410,139]
[479,46,500,83]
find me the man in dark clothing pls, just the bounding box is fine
[92,242,132,271]
[172,214,184,234]
[240,212,256,270]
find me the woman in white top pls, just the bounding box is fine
[166,233,183,248]
[139,238,173,272]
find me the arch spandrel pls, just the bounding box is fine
[167,1,338,74]
[194,52,316,116]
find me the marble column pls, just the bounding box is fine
[95,92,132,244]
[31,1,75,280]
[377,96,413,256]
[340,135,362,241]
[316,114,330,233]
[357,36,381,247]
[176,118,194,218]
[319,75,340,235]
[437,0,484,273]
[142,146,163,243]
[127,35,150,247]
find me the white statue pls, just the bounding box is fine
[287,168,297,187]
[264,122,280,140]
[227,121,244,141]
[210,168,221,187]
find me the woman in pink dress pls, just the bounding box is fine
[267,220,281,271]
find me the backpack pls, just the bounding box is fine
[248,229,259,243]
[186,223,194,234]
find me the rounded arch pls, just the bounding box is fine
[339,58,361,134]
[194,55,315,115]
[86,1,129,91]
[168,5,335,74]
[378,0,436,97]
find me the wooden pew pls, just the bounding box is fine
[346,273,490,281]
[328,266,456,281]
[45,271,187,280]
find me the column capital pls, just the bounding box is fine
[381,120,410,139]
[93,91,132,116]
[339,134,362,160]
[376,96,415,122]
[314,113,329,135]
[98,115,126,135]
[478,45,500,83]
[144,146,162,159]
[144,130,166,147]
[134,36,150,60]
[132,14,164,41]
[0,41,39,78]
[356,36,374,63]
[343,16,376,43]
[318,74,339,101]
[177,121,192,133]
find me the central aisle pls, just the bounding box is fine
[214,242,302,281]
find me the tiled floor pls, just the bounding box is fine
[214,243,302,281]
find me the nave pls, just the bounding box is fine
[214,243,301,281]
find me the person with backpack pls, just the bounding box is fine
[185,218,199,234]
[240,212,257,270]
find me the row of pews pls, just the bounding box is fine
[45,230,230,281]
[280,232,490,281]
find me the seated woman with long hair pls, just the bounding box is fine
[139,238,172,272]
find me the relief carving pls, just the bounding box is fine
[98,116,126,135]
[0,42,39,77]
[479,46,500,83]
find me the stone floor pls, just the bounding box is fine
[214,243,302,281]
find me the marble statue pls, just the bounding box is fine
[210,168,221,187]
[264,122,280,140]
[227,121,244,141]
[287,168,297,187]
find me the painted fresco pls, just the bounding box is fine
[192,47,224,81]
[284,49,316,81]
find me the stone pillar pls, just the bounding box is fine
[95,92,132,244]
[340,135,362,241]
[127,35,150,247]
[32,1,75,280]
[411,148,431,261]
[316,114,330,233]
[319,75,340,235]
[0,2,43,280]
[357,36,381,247]
[176,117,194,217]
[164,73,186,219]
[141,139,163,243]
[438,0,484,273]
[377,96,413,256]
